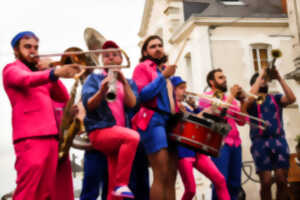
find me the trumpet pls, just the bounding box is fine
[264,49,282,82]
[211,88,260,103]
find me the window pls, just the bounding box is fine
[220,0,245,6]
[251,44,271,72]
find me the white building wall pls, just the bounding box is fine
[139,0,300,199]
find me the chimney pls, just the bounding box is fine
[281,0,287,14]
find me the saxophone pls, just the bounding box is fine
[58,78,84,161]
[57,47,96,161]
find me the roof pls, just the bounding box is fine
[183,0,287,21]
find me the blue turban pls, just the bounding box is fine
[11,31,38,48]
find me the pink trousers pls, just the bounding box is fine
[13,137,73,200]
[178,154,230,200]
[89,126,140,200]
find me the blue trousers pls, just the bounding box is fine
[80,150,108,200]
[212,144,242,200]
[80,143,149,200]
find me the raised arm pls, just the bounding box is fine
[275,70,296,106]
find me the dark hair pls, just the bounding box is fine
[139,35,163,62]
[250,73,259,86]
[206,68,223,87]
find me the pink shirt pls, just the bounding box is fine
[199,91,246,147]
[102,71,125,126]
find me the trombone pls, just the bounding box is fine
[184,91,269,130]
[32,47,131,70]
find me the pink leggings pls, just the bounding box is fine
[89,126,140,200]
[178,154,230,200]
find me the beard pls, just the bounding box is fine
[214,81,227,92]
[145,54,168,66]
[17,50,38,71]
[258,86,269,93]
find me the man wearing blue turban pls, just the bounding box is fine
[3,31,81,200]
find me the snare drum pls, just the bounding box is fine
[169,114,229,157]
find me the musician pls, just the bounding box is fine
[244,68,296,200]
[132,35,177,200]
[2,31,81,200]
[170,76,230,200]
[36,57,78,200]
[81,40,140,199]
[199,68,246,200]
[80,41,149,200]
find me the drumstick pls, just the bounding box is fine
[174,37,189,65]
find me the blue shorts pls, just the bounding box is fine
[251,137,290,173]
[138,113,169,154]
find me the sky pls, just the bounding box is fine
[0,0,146,196]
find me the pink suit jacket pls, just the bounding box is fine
[131,60,158,131]
[2,60,69,142]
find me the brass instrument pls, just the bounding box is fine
[213,90,224,100]
[32,48,130,70]
[58,28,107,160]
[43,28,131,160]
[58,47,95,161]
[256,93,267,105]
[265,49,282,82]
[184,91,268,130]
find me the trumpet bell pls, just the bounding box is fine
[271,49,282,58]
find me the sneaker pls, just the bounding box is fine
[112,185,135,199]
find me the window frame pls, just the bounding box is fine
[250,43,272,73]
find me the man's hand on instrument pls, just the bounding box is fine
[230,85,243,98]
[186,96,197,109]
[178,102,187,113]
[70,104,79,118]
[236,88,247,102]
[162,64,177,78]
[115,70,128,85]
[54,64,82,78]
[99,76,109,94]
[270,68,281,81]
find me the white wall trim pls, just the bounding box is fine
[170,16,289,43]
